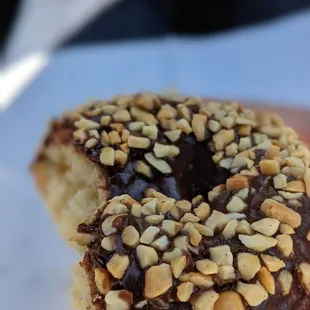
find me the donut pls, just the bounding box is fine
[31,93,310,309]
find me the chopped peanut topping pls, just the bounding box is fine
[136,245,158,269]
[196,259,219,275]
[273,174,287,189]
[238,234,277,252]
[279,270,293,295]
[259,159,280,175]
[145,264,172,299]
[94,268,111,295]
[251,218,280,236]
[258,266,275,294]
[193,290,219,310]
[128,136,150,149]
[226,196,246,213]
[171,256,187,278]
[226,175,250,190]
[261,254,285,272]
[121,226,139,247]
[222,219,238,240]
[236,282,268,306]
[194,202,211,221]
[237,253,261,280]
[213,129,235,151]
[68,95,310,309]
[283,180,306,193]
[214,292,245,310]
[177,282,193,302]
[100,147,115,166]
[276,234,293,257]
[209,245,233,266]
[304,168,310,198]
[192,114,207,141]
[261,199,301,228]
[205,210,230,231]
[298,263,310,291]
[107,254,130,279]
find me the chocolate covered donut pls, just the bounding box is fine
[31,93,310,309]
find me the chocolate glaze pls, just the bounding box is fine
[79,118,230,202]
[106,135,230,201]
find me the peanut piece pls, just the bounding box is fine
[238,234,277,252]
[177,282,193,302]
[222,219,238,240]
[251,218,280,236]
[140,226,160,244]
[162,248,183,263]
[226,196,246,213]
[192,114,207,141]
[236,220,254,235]
[276,234,293,257]
[105,290,133,310]
[213,129,235,151]
[180,213,200,223]
[100,147,115,166]
[180,273,214,288]
[193,223,214,237]
[259,159,280,175]
[258,266,275,294]
[298,263,310,291]
[136,245,158,269]
[121,226,139,247]
[279,223,295,235]
[261,254,285,272]
[260,198,301,228]
[236,282,268,306]
[144,153,172,174]
[209,245,233,266]
[161,220,183,237]
[304,168,310,198]
[205,210,230,231]
[214,291,245,310]
[237,253,261,280]
[193,290,219,310]
[283,180,305,193]
[184,222,202,246]
[279,270,293,295]
[273,174,287,189]
[142,125,158,140]
[171,256,187,278]
[218,266,235,280]
[145,264,172,298]
[107,254,130,279]
[151,235,170,251]
[94,268,111,295]
[226,175,249,191]
[194,202,211,221]
[164,129,182,142]
[128,136,150,149]
[196,259,219,275]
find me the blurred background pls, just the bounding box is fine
[1,1,310,310]
[1,1,310,111]
[1,0,310,61]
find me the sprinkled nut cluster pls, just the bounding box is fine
[71,94,310,188]
[77,182,310,309]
